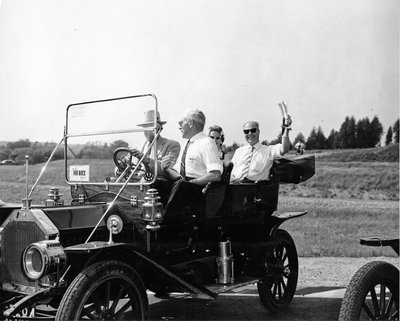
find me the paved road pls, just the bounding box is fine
[148,284,345,321]
[148,257,400,321]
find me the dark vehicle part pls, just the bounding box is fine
[257,229,298,313]
[56,260,149,321]
[338,261,399,321]
[339,236,399,321]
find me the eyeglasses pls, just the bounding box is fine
[210,136,221,140]
[243,128,257,134]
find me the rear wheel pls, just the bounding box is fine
[338,261,399,321]
[257,229,298,313]
[56,260,149,320]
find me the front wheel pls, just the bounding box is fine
[56,260,149,321]
[338,261,399,321]
[257,229,298,313]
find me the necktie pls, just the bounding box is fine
[180,140,190,179]
[239,146,254,181]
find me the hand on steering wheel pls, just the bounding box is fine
[113,147,153,181]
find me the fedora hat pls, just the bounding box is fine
[137,110,167,127]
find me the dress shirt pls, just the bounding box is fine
[230,142,282,182]
[174,132,223,179]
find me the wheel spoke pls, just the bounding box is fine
[362,301,375,319]
[276,246,283,260]
[379,283,386,317]
[272,282,277,298]
[110,284,127,314]
[81,303,98,320]
[385,293,394,319]
[104,281,111,310]
[115,300,132,319]
[277,279,282,299]
[370,286,380,317]
[389,310,398,320]
[280,278,287,294]
[281,251,288,264]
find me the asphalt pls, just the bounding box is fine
[148,284,347,321]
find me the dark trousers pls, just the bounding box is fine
[152,178,173,206]
[163,180,204,224]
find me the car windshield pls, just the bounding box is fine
[65,94,158,187]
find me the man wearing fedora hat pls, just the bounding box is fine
[160,109,223,224]
[115,109,180,203]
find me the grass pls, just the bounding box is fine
[277,197,399,257]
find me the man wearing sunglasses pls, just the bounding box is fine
[230,115,292,183]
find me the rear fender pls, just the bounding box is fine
[268,211,307,241]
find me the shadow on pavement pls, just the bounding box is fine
[149,291,343,321]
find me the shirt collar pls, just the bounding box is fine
[189,131,205,142]
[248,142,262,150]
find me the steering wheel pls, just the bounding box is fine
[113,147,153,181]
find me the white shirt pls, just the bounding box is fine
[230,142,282,182]
[174,132,223,178]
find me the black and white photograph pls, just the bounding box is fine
[0,1,398,320]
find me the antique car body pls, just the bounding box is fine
[0,94,314,320]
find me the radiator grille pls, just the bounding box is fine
[0,221,46,287]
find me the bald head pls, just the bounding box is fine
[179,109,206,139]
[243,121,260,146]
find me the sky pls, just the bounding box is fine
[0,0,398,147]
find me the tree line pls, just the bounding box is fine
[1,116,399,163]
[0,139,129,164]
[290,116,398,150]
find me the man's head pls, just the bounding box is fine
[137,110,166,142]
[178,109,206,139]
[243,121,260,146]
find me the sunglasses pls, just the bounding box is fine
[210,136,221,140]
[243,128,257,134]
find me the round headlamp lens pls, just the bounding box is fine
[23,245,45,280]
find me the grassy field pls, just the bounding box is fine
[278,197,398,257]
[0,146,398,257]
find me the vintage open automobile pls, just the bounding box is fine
[0,94,315,320]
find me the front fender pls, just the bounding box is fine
[64,241,216,300]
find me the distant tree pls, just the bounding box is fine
[9,147,33,164]
[269,133,282,145]
[6,139,31,150]
[315,127,326,149]
[385,126,393,146]
[293,132,305,146]
[110,140,129,150]
[225,142,240,153]
[355,118,369,148]
[326,129,340,149]
[393,119,399,143]
[306,127,317,150]
[368,116,383,147]
[339,116,357,148]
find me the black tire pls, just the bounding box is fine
[339,261,399,321]
[257,229,298,313]
[56,260,149,321]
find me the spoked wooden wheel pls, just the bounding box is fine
[257,229,298,313]
[56,260,149,321]
[339,261,399,321]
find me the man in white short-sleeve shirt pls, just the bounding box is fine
[230,116,292,183]
[161,109,223,223]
